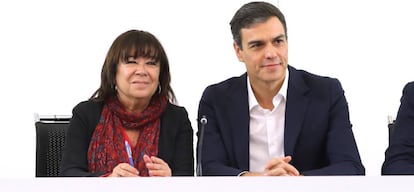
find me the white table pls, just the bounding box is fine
[1,176,411,192]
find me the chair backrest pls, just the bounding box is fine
[35,115,71,177]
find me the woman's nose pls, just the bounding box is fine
[134,63,148,76]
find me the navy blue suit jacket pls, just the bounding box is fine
[197,66,364,176]
[382,82,414,174]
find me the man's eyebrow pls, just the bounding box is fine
[247,39,263,46]
[274,34,286,39]
[247,34,287,45]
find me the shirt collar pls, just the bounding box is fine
[248,69,289,111]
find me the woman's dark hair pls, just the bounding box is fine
[90,29,175,103]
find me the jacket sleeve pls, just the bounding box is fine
[172,107,195,176]
[197,85,247,176]
[382,82,414,174]
[60,101,104,177]
[302,79,365,175]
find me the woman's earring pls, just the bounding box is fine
[158,84,162,94]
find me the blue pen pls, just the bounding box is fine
[124,140,134,166]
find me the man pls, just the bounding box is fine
[197,1,364,176]
[382,82,414,174]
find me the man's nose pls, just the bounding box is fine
[264,45,279,59]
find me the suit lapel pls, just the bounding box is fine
[227,74,250,170]
[226,69,310,169]
[284,66,310,156]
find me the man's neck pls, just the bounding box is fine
[250,78,284,110]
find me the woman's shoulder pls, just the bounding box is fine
[161,103,192,133]
[165,102,187,113]
[71,100,104,129]
[163,102,189,120]
[72,100,104,114]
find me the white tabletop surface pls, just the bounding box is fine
[1,176,412,192]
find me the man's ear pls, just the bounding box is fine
[233,42,244,62]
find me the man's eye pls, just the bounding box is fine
[250,44,261,48]
[275,39,284,44]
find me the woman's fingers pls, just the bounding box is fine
[110,163,139,177]
[144,155,172,176]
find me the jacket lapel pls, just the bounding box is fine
[284,66,310,156]
[227,68,310,169]
[227,74,250,170]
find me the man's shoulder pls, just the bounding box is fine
[403,81,414,96]
[404,81,414,90]
[291,67,337,81]
[290,66,340,87]
[204,73,247,92]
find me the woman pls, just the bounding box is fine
[60,30,194,177]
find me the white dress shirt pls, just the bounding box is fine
[247,70,289,172]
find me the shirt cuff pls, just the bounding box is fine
[237,171,249,177]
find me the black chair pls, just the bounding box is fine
[35,115,71,177]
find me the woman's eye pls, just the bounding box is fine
[147,61,157,65]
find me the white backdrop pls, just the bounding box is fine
[0,0,412,177]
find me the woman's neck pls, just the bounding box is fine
[118,96,151,113]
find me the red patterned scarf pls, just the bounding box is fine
[88,96,167,176]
